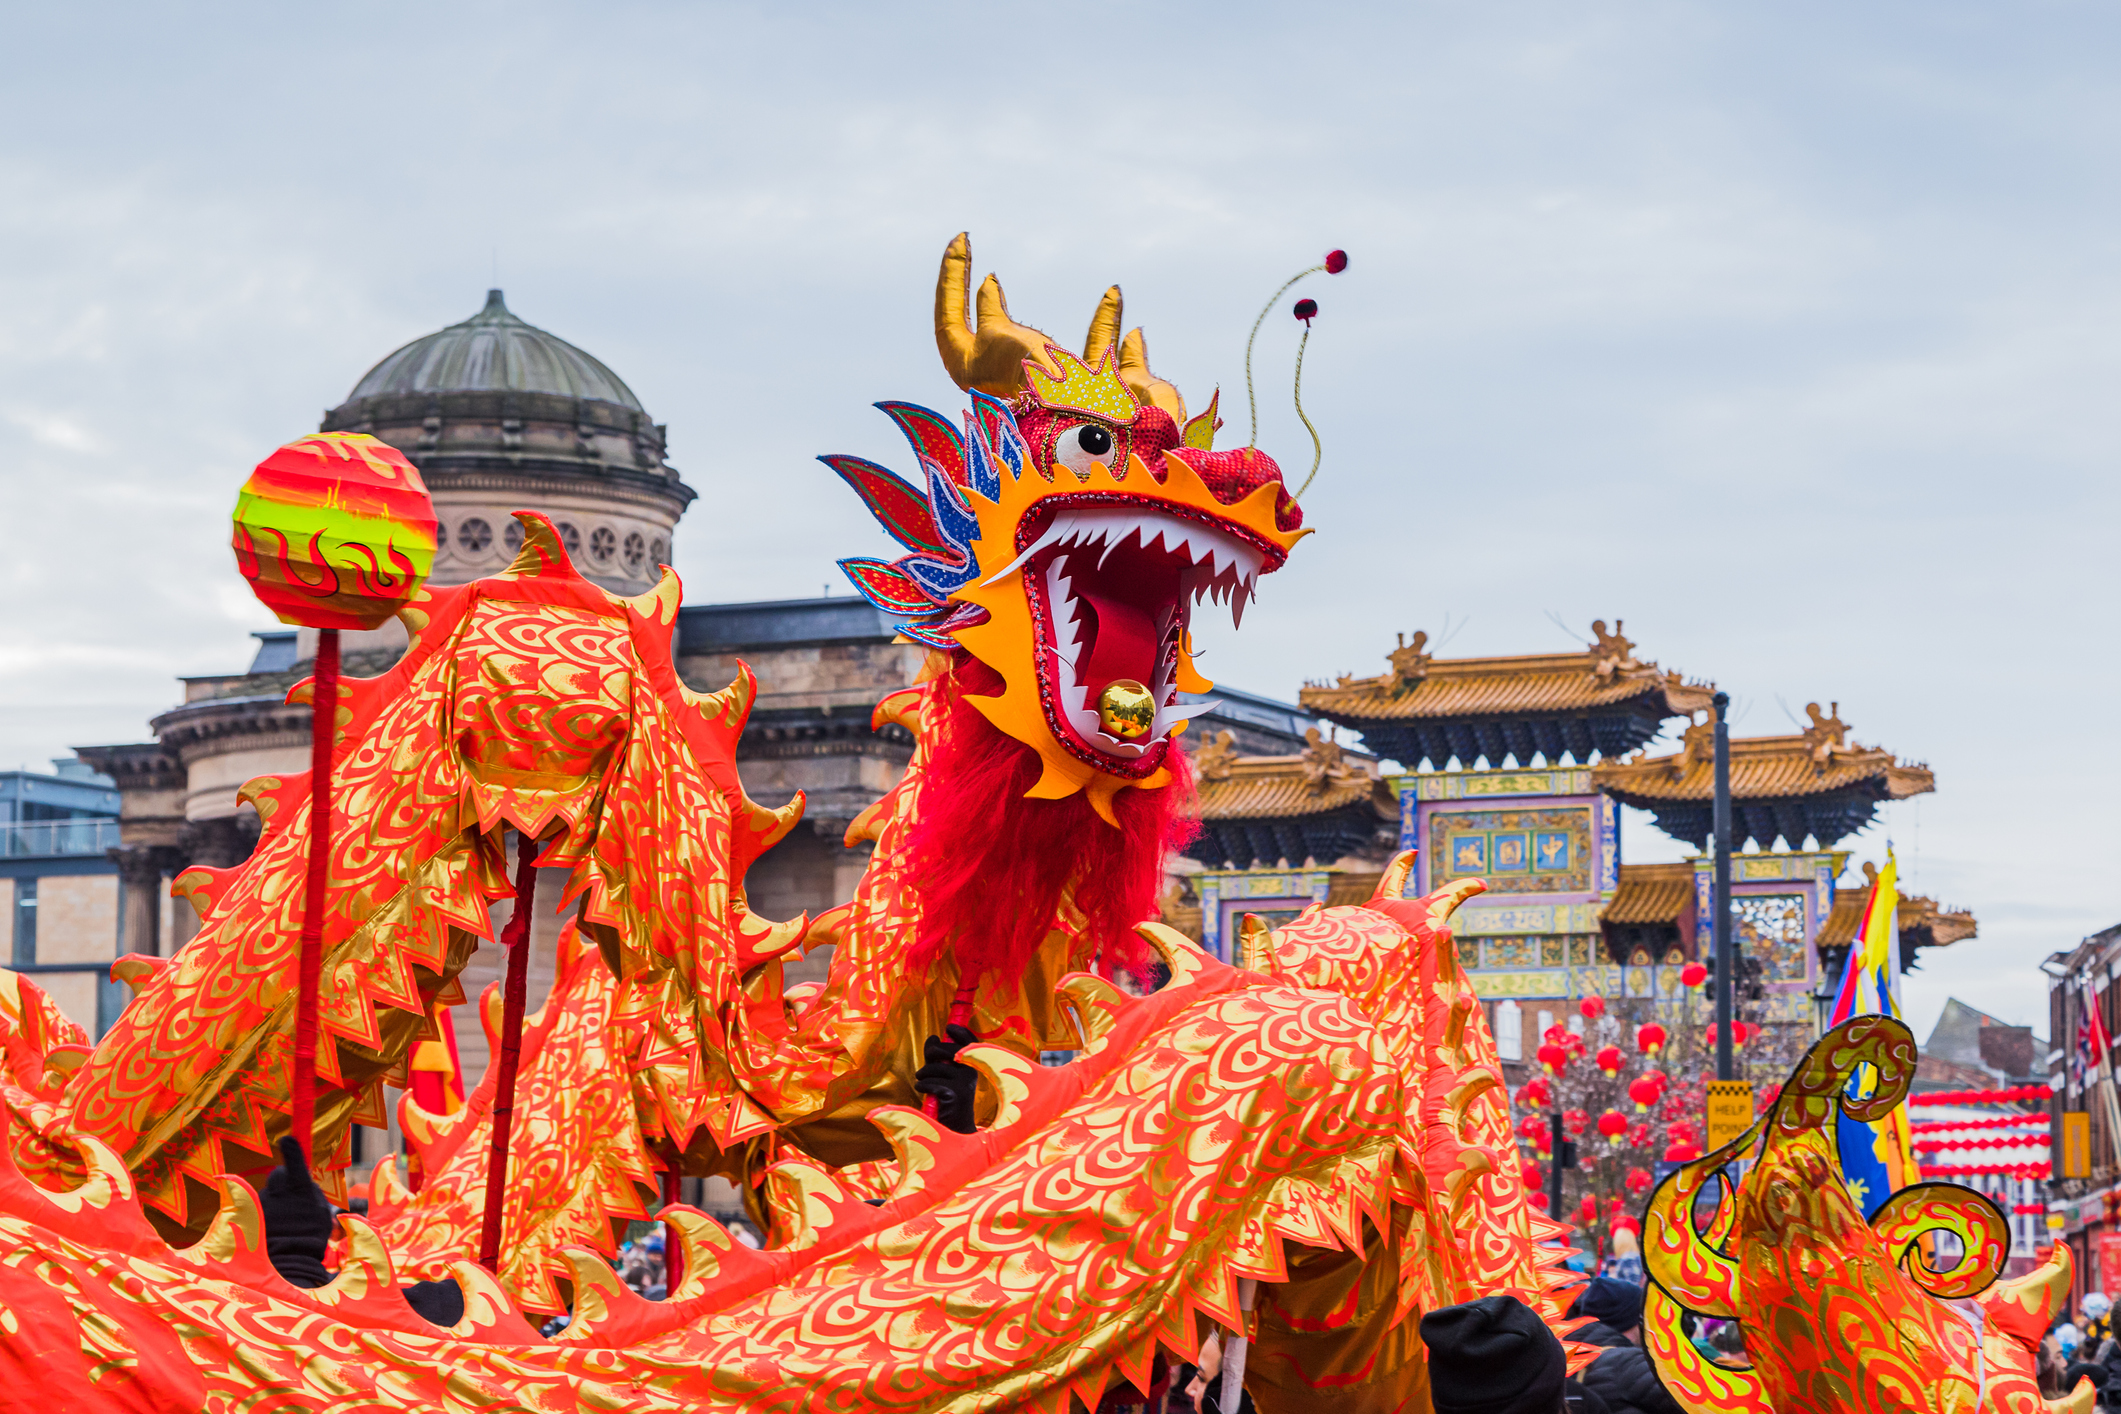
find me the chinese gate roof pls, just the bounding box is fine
[1602,862,1697,925]
[1591,702,1933,849]
[1818,864,1976,953]
[1298,621,1713,769]
[1183,730,1395,870]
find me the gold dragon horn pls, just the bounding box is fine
[934,232,1064,396]
[1083,285,1123,368]
[1118,327,1187,423]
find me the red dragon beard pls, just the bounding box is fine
[901,653,1198,988]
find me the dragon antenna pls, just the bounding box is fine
[1242,248,1348,448]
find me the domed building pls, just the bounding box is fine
[320,290,693,596]
[77,291,700,963]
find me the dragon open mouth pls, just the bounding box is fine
[998,503,1266,768]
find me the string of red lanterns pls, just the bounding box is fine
[1918,1161,2051,1179]
[1906,1084,2052,1106]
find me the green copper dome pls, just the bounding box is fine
[346,290,644,411]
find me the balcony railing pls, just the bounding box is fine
[0,819,121,858]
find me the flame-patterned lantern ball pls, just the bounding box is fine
[1636,1021,1667,1056]
[1625,1166,1654,1196]
[1680,961,1708,988]
[232,432,438,630]
[1597,1110,1629,1140]
[1579,995,1606,1021]
[1596,1044,1624,1077]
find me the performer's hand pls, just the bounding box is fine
[259,1135,336,1289]
[914,1023,979,1134]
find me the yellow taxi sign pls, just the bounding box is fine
[1705,1081,1756,1152]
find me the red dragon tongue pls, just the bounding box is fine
[1076,588,1158,698]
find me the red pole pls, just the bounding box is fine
[477,831,538,1271]
[660,1142,684,1289]
[922,975,981,1121]
[288,628,338,1160]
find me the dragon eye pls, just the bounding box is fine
[1055,422,1118,477]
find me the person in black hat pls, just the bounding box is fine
[1567,1275,1645,1347]
[257,1135,465,1327]
[1422,1294,1581,1414]
[1560,1277,1683,1414]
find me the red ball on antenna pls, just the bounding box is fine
[1324,249,1349,274]
[1292,298,1318,325]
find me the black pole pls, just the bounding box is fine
[1548,1111,1567,1220]
[1712,691,1734,1083]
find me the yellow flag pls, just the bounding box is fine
[1861,849,1898,976]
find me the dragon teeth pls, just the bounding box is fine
[984,509,1267,586]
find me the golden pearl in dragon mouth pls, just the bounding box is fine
[1097,679,1155,739]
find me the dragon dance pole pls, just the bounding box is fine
[287,628,338,1160]
[660,1141,684,1288]
[922,974,982,1122]
[478,831,539,1271]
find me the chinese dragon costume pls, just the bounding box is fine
[0,236,2078,1412]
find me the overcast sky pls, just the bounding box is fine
[2,2,2113,1038]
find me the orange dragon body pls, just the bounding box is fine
[0,238,1576,1410]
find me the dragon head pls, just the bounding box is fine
[830,233,1309,823]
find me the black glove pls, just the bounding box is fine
[404,1277,466,1326]
[259,1135,335,1289]
[914,1023,979,1134]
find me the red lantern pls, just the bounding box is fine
[1627,1074,1664,1112]
[1580,995,1606,1021]
[1527,1190,1549,1212]
[1536,1043,1569,1076]
[1636,1022,1667,1056]
[1680,962,1708,988]
[1518,1077,1552,1108]
[1733,1021,1753,1051]
[1612,1214,1642,1236]
[1563,1029,1587,1058]
[1625,1166,1653,1196]
[1563,1109,1589,1137]
[1664,1142,1702,1163]
[1521,1161,1544,1189]
[1543,1025,1571,1046]
[1577,1195,1599,1224]
[1597,1110,1628,1140]
[1629,1121,1652,1148]
[1596,1045,1624,1077]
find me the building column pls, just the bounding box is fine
[107,846,166,957]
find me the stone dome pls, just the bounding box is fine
[347,290,645,410]
[321,290,694,597]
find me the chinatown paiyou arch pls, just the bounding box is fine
[0,236,2088,1412]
